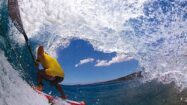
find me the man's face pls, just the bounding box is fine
[38,46,44,58]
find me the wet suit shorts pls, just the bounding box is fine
[38,70,64,86]
[49,76,64,86]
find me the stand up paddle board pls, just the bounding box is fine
[33,87,86,105]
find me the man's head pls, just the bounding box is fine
[37,46,44,57]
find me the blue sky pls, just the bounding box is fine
[56,39,138,85]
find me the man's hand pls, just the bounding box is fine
[34,60,39,68]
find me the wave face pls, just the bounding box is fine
[0,1,51,105]
[1,0,187,105]
[0,51,50,105]
[13,0,187,89]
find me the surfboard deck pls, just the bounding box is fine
[33,87,86,105]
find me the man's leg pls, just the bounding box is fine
[52,77,66,99]
[55,84,66,99]
[37,70,44,85]
[37,70,53,90]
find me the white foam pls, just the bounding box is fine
[10,0,187,89]
[0,50,50,105]
[18,0,146,35]
[15,0,146,56]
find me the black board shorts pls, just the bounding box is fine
[38,70,64,86]
[49,76,64,86]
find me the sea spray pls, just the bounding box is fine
[0,50,49,105]
[9,0,187,90]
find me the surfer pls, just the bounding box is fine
[35,46,66,99]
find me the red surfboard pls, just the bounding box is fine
[33,87,86,105]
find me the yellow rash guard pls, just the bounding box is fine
[38,53,64,78]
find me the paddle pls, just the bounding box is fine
[8,0,35,62]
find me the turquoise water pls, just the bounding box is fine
[63,80,186,105]
[1,0,187,105]
[42,79,187,105]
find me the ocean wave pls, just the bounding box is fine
[0,50,49,105]
[8,0,187,90]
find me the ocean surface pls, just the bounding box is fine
[1,0,187,105]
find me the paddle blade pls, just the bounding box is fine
[8,0,28,41]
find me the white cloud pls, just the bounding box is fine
[75,55,133,68]
[95,54,133,67]
[75,58,95,67]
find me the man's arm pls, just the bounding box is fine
[35,59,40,69]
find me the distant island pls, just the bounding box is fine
[105,71,143,83]
[85,71,143,86]
[68,71,143,86]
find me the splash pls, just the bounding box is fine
[10,0,187,89]
[0,50,50,105]
[133,0,187,90]
[14,0,146,55]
